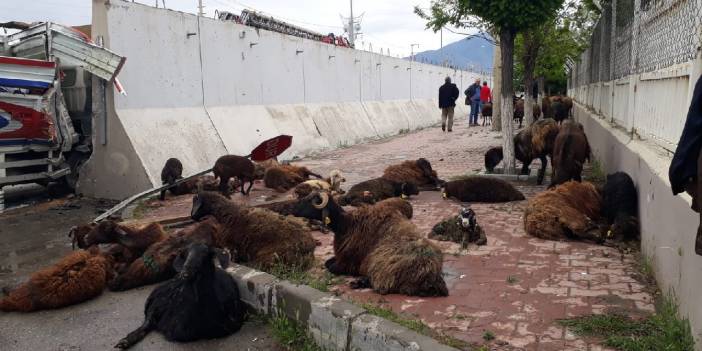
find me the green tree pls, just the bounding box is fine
[417,0,563,174]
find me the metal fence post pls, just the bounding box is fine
[628,0,641,135]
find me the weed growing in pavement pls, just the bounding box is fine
[558,295,694,351]
[269,313,324,351]
[266,260,342,293]
[482,330,495,341]
[585,158,606,184]
[506,275,519,284]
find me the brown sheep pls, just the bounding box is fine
[364,197,413,219]
[381,158,441,190]
[160,158,183,201]
[107,217,220,291]
[524,181,603,242]
[340,178,419,206]
[213,155,257,197]
[264,165,323,193]
[164,175,236,198]
[542,96,554,119]
[191,192,316,271]
[293,192,448,296]
[70,220,166,253]
[550,120,591,188]
[441,177,525,203]
[0,247,114,312]
[481,103,493,126]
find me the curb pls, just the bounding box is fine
[227,264,460,351]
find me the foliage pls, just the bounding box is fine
[269,314,324,351]
[558,296,694,351]
[482,330,495,341]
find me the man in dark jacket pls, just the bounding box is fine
[465,79,482,126]
[439,77,460,132]
[669,74,702,254]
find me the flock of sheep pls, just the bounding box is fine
[0,105,640,348]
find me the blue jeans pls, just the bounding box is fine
[470,100,481,125]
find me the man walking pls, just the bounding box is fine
[466,79,482,126]
[439,76,459,132]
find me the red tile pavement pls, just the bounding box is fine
[139,118,651,351]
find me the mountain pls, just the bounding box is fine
[408,36,494,71]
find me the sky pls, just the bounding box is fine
[0,0,471,57]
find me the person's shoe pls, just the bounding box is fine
[441,125,446,132]
[448,129,453,132]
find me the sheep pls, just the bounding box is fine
[107,217,219,291]
[340,177,419,206]
[364,197,413,219]
[160,158,183,201]
[552,100,569,124]
[264,165,323,193]
[70,220,166,253]
[382,158,442,190]
[191,192,316,271]
[166,175,237,198]
[293,192,448,296]
[0,246,114,312]
[601,172,639,241]
[294,179,332,199]
[481,103,493,126]
[562,96,574,117]
[441,177,525,203]
[550,120,591,188]
[213,155,257,197]
[326,169,346,194]
[483,118,560,185]
[524,181,603,242]
[542,96,554,119]
[115,243,244,349]
[430,208,486,247]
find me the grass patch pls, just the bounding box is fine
[558,296,694,351]
[130,199,149,219]
[361,303,472,350]
[398,128,410,135]
[267,261,342,293]
[482,330,495,341]
[269,314,324,351]
[585,158,606,184]
[506,275,519,284]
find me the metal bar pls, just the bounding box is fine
[0,158,51,168]
[93,168,213,223]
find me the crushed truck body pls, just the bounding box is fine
[0,22,125,210]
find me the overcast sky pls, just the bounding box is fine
[0,0,472,57]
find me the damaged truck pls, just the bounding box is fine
[0,22,125,210]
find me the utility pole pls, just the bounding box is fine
[410,43,419,100]
[348,0,355,46]
[197,0,204,17]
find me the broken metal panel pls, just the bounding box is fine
[10,35,47,60]
[0,56,56,89]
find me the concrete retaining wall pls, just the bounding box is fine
[574,104,702,347]
[81,0,483,198]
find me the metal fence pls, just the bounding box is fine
[569,0,702,151]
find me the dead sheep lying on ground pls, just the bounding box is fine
[340,177,419,206]
[441,177,525,203]
[430,208,486,248]
[382,158,442,190]
[524,181,603,242]
[264,165,323,193]
[601,172,639,242]
[0,247,115,312]
[191,192,317,271]
[294,192,447,296]
[550,120,591,188]
[115,243,244,349]
[213,155,257,197]
[108,217,219,291]
[293,169,347,198]
[160,158,183,201]
[484,118,560,185]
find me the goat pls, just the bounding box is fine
[382,158,442,190]
[108,217,219,291]
[601,172,639,241]
[264,165,323,193]
[115,243,244,349]
[441,177,525,203]
[0,247,114,312]
[191,192,316,271]
[293,192,448,296]
[430,208,486,248]
[524,181,603,242]
[213,155,257,197]
[483,118,560,185]
[550,120,591,188]
[160,158,183,201]
[340,177,419,206]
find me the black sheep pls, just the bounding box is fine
[601,172,639,241]
[341,178,419,206]
[160,158,183,201]
[484,147,503,173]
[442,177,525,203]
[213,155,257,197]
[115,243,244,349]
[430,208,487,248]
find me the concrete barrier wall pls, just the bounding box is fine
[82,0,484,197]
[574,104,702,348]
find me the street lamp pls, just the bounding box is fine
[410,44,419,101]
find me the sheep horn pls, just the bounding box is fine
[313,192,329,209]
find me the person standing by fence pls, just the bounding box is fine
[480,81,492,121]
[466,79,482,126]
[438,77,459,132]
[670,74,702,255]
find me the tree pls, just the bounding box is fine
[417,0,563,174]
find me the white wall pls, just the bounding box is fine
[82,0,487,196]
